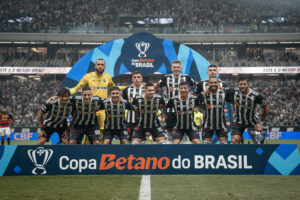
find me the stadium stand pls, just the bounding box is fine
[0,79,61,127]
[0,75,299,128]
[0,47,299,67]
[0,0,299,34]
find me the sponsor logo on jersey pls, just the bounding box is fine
[92,86,108,90]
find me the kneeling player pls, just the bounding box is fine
[68,86,103,145]
[37,88,75,145]
[102,87,130,144]
[132,83,166,144]
[167,82,201,144]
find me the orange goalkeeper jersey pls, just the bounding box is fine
[70,72,115,99]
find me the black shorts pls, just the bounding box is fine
[231,123,251,137]
[70,127,100,143]
[126,123,137,139]
[132,126,165,140]
[165,109,176,131]
[103,129,128,141]
[41,126,67,141]
[203,128,228,139]
[172,128,200,141]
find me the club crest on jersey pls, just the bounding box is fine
[103,79,106,83]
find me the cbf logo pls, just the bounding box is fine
[27,147,53,175]
[136,41,150,57]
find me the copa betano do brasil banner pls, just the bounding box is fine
[1,145,300,176]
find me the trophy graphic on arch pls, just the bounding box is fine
[136,41,150,57]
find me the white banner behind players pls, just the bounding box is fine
[0,66,299,74]
[0,67,70,74]
[218,66,300,74]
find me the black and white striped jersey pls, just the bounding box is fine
[197,90,229,130]
[41,99,75,129]
[194,79,226,96]
[122,85,145,123]
[167,95,198,130]
[157,74,196,99]
[226,88,268,126]
[102,99,131,130]
[70,96,103,129]
[132,95,165,129]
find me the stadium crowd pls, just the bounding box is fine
[0,76,299,128]
[0,79,60,127]
[0,0,299,33]
[0,50,75,67]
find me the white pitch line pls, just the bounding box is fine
[139,175,151,200]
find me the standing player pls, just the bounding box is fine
[227,77,270,144]
[37,88,75,145]
[166,82,201,144]
[70,58,115,143]
[132,83,166,144]
[0,106,13,145]
[157,60,197,99]
[122,71,145,142]
[102,87,130,144]
[194,64,226,96]
[68,86,103,145]
[197,77,229,144]
[157,60,198,143]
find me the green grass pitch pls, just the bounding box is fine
[1,140,300,200]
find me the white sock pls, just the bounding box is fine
[182,134,190,144]
[166,132,173,144]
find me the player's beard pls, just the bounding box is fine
[111,97,120,104]
[96,68,104,74]
[210,85,218,92]
[240,87,247,93]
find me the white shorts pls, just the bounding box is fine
[0,127,11,137]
